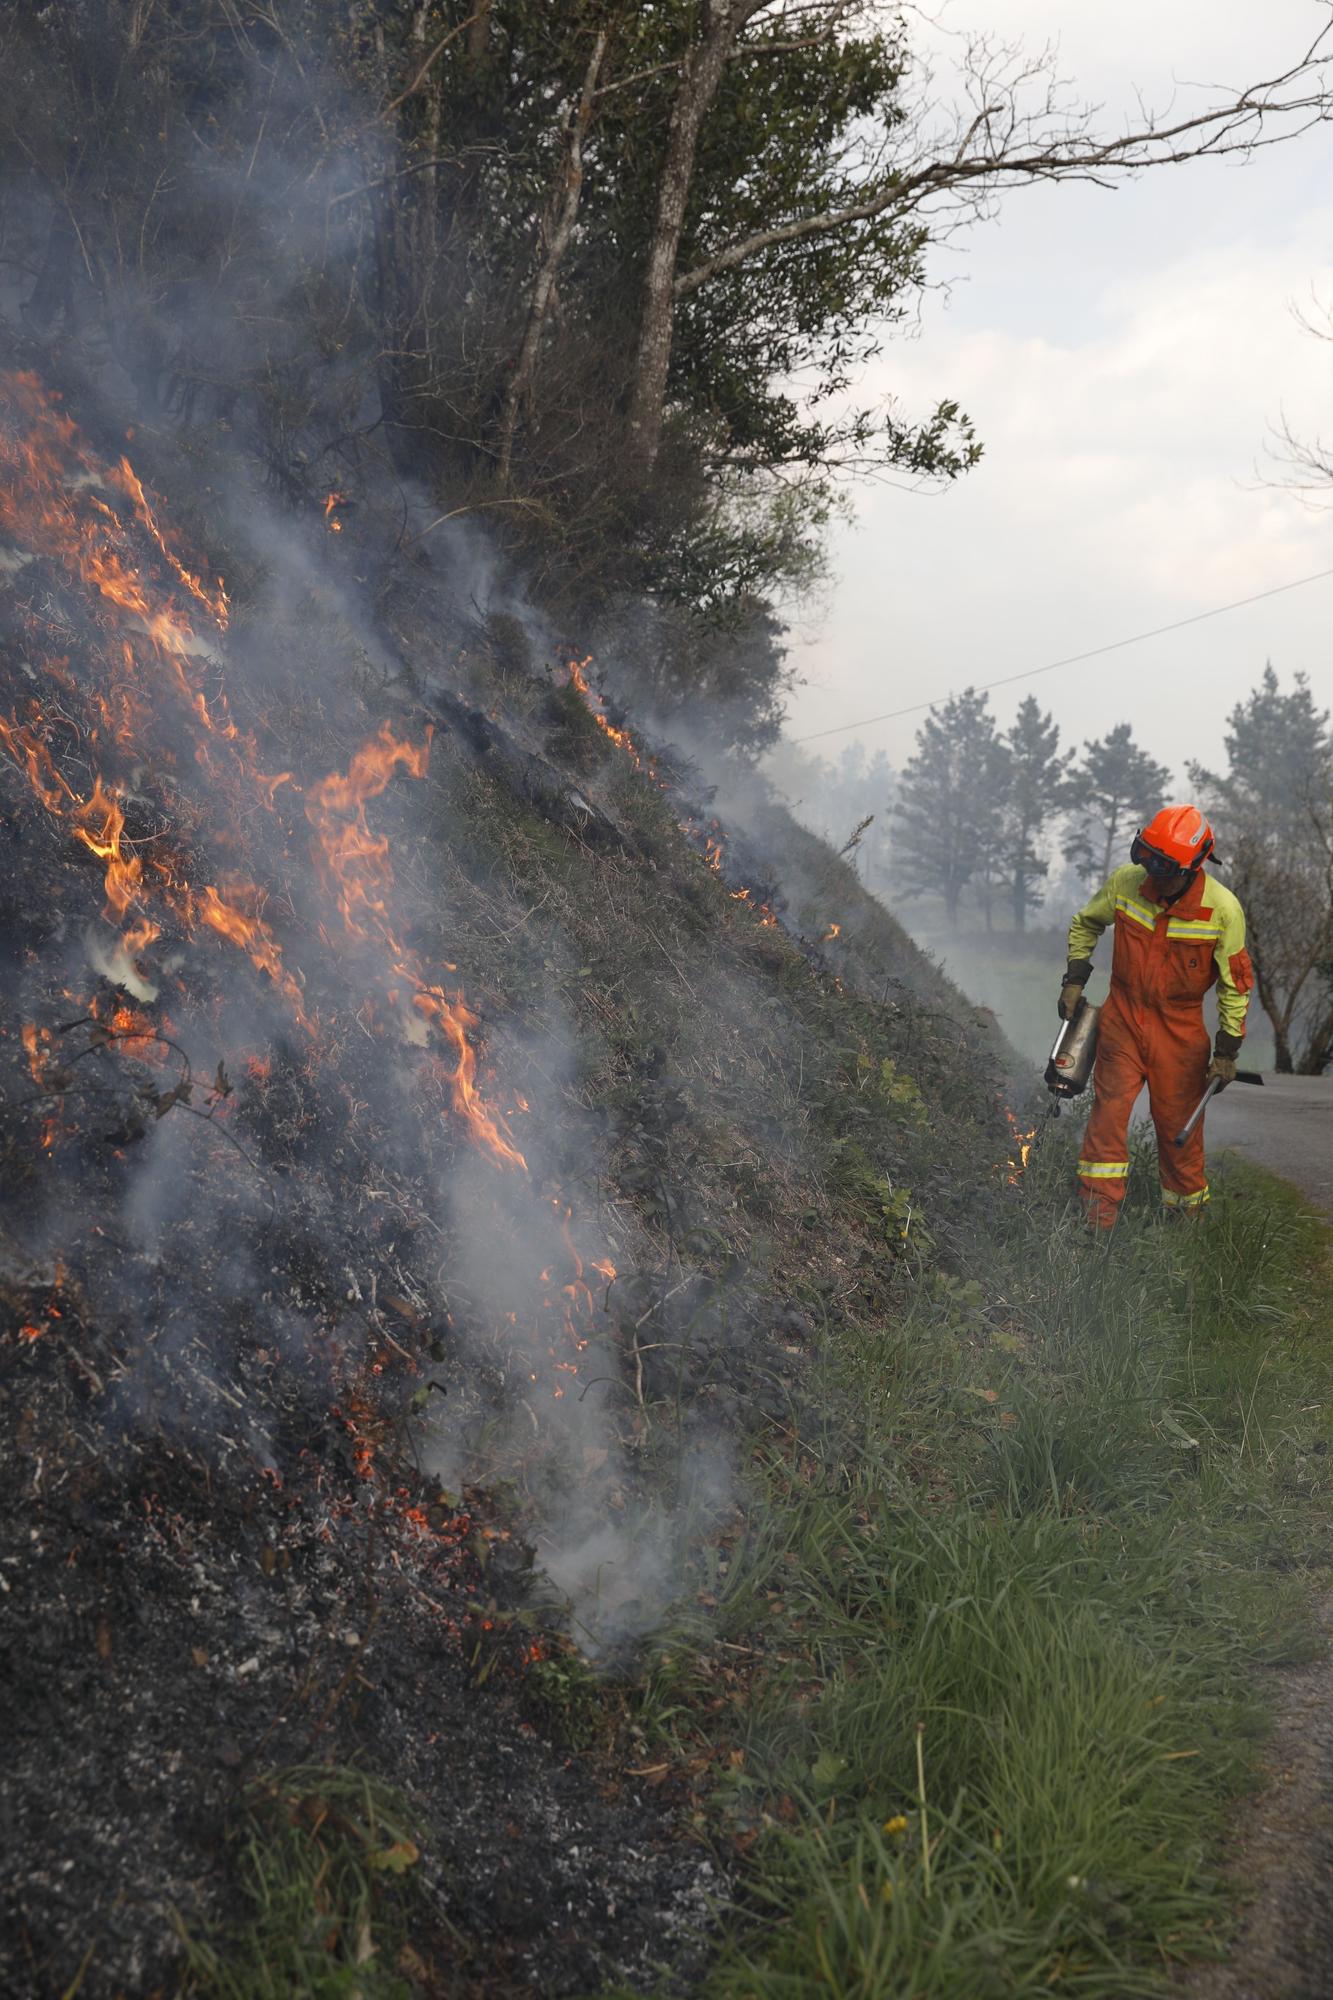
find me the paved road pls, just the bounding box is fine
[1204,1072,1333,1221]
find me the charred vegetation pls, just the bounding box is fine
[0,354,1012,1995]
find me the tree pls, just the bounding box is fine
[621,7,1333,475]
[893,688,1004,927]
[5,2,1332,756]
[1190,667,1333,1074]
[1001,696,1063,930]
[968,732,1014,933]
[1067,724,1173,884]
[496,23,613,487]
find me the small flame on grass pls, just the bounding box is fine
[1004,1108,1037,1184]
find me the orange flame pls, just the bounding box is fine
[0,372,627,1403]
[0,372,300,1002]
[1004,1108,1037,1183]
[566,656,646,768]
[305,723,525,1170]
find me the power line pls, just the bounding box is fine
[792,563,1333,745]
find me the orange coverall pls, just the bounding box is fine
[1068,864,1253,1226]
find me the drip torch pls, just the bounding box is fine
[1045,998,1100,1100]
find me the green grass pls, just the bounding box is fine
[179,1765,424,1998]
[617,1137,1331,1998]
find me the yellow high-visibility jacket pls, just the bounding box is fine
[1068,865,1253,1040]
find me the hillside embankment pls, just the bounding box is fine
[0,358,1020,2000]
[2,360,1330,2000]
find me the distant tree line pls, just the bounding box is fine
[775,667,1332,1072]
[780,691,1169,930]
[2,4,1329,752]
[892,690,1174,930]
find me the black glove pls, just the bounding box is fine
[1058,960,1092,1022]
[1207,1030,1243,1091]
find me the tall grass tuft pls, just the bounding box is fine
[633,1137,1331,1997]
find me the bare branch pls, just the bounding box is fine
[674,30,1333,298]
[384,7,486,116]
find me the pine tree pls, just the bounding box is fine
[971,733,1015,933]
[1003,695,1063,930]
[1190,666,1333,1073]
[1068,724,1173,883]
[893,688,1004,927]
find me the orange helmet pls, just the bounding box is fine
[1132,804,1214,878]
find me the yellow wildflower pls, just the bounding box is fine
[882,1815,909,1836]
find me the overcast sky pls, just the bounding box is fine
[782,0,1333,785]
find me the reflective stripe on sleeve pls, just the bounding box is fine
[1078,1160,1130,1179]
[1161,1184,1210,1209]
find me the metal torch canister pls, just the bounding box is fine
[1045,1000,1101,1099]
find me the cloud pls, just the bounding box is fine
[786,217,1333,768]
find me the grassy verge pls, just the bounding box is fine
[179,1766,425,1998]
[617,1137,1331,1997]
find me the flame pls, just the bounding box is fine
[0,370,626,1425]
[107,455,229,623]
[189,881,309,1024]
[566,655,648,770]
[305,723,526,1171]
[0,372,299,1005]
[575,670,785,939]
[822,922,841,942]
[0,374,535,1171]
[1004,1107,1037,1184]
[21,1020,62,1149]
[21,1021,48,1085]
[105,1002,171,1066]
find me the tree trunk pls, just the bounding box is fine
[497,28,609,485]
[626,3,757,473]
[1253,950,1296,1073]
[1297,1003,1333,1075]
[410,5,442,251]
[466,0,494,64]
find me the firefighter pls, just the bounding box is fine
[1058,804,1253,1227]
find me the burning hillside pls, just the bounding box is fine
[0,363,1017,1996]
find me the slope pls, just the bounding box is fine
[0,359,1021,2000]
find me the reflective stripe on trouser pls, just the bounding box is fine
[1161,1184,1210,1209]
[1077,990,1211,1227]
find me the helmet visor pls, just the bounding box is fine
[1131,835,1186,880]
